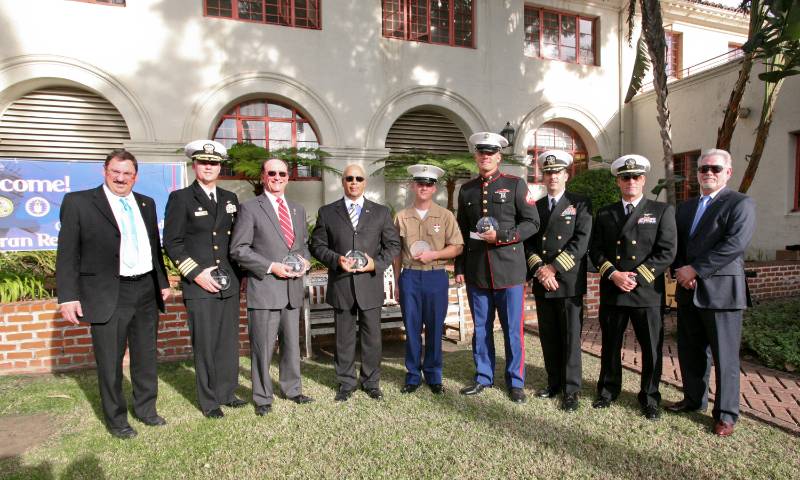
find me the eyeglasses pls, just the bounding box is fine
[619,174,642,181]
[698,164,725,174]
[266,171,288,177]
[345,176,365,183]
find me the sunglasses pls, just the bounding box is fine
[415,181,435,187]
[195,160,220,166]
[476,149,500,155]
[345,176,365,183]
[619,174,642,181]
[266,171,288,177]
[698,165,725,174]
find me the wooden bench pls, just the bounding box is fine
[301,266,469,357]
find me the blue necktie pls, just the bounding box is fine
[119,197,139,268]
[690,195,710,235]
[349,203,360,229]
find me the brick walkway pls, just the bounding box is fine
[528,314,800,435]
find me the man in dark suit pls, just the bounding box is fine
[231,159,315,416]
[56,149,171,439]
[310,164,401,402]
[589,154,676,420]
[455,132,539,403]
[524,150,592,411]
[668,148,756,437]
[163,140,246,419]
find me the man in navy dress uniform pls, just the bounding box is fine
[163,140,246,419]
[455,132,540,403]
[394,164,463,394]
[524,150,592,411]
[589,155,677,420]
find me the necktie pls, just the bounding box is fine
[550,197,557,212]
[209,191,216,205]
[119,198,139,268]
[625,203,633,217]
[349,203,360,229]
[690,195,711,235]
[276,197,294,248]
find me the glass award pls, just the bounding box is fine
[282,253,306,277]
[345,250,368,270]
[210,267,232,291]
[409,240,432,256]
[476,216,499,233]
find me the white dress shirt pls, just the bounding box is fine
[103,184,153,276]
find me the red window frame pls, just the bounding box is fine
[69,0,126,5]
[523,5,597,66]
[382,0,475,48]
[526,122,588,184]
[673,150,700,202]
[204,0,321,30]
[793,132,800,212]
[666,31,682,79]
[212,99,322,181]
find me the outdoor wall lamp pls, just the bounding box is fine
[499,122,516,148]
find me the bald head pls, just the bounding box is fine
[342,164,367,200]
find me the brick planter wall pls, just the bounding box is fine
[2,261,798,376]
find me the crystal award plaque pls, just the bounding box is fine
[282,253,306,277]
[210,267,232,291]
[345,250,368,270]
[476,216,499,233]
[409,240,432,257]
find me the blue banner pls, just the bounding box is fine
[0,158,186,252]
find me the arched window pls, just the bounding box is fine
[526,122,588,184]
[213,99,321,179]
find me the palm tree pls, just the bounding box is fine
[624,0,677,205]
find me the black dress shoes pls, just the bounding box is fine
[204,408,224,419]
[459,383,490,396]
[401,384,420,394]
[592,397,613,409]
[224,398,248,408]
[334,386,355,402]
[642,405,661,420]
[665,400,702,414]
[535,386,559,398]
[509,388,527,404]
[288,394,314,404]
[362,386,384,400]
[109,425,137,439]
[561,393,579,412]
[255,405,272,416]
[136,415,167,426]
[429,384,444,395]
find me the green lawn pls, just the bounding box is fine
[1,334,798,479]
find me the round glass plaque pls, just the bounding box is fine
[409,240,432,256]
[476,216,499,233]
[210,267,232,291]
[345,250,368,270]
[282,253,306,276]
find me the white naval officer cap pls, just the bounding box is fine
[538,150,573,173]
[407,164,445,184]
[468,132,509,153]
[611,154,650,176]
[184,139,227,162]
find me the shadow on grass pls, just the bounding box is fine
[0,454,105,479]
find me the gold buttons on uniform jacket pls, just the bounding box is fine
[631,256,636,260]
[483,191,488,195]
[483,200,487,204]
[227,230,231,235]
[631,240,637,245]
[557,235,562,240]
[616,240,621,245]
[542,236,547,241]
[214,245,219,250]
[543,250,547,254]
[213,231,217,236]
[616,256,621,260]
[216,259,220,264]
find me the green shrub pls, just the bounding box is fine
[0,251,56,302]
[566,168,619,215]
[742,298,800,372]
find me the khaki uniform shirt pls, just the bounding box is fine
[395,203,463,269]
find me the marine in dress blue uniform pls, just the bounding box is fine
[589,155,677,420]
[394,165,464,394]
[524,150,592,411]
[455,132,540,403]
[163,140,245,418]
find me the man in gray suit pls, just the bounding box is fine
[310,164,401,402]
[668,148,755,437]
[230,159,314,416]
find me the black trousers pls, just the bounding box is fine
[185,295,241,413]
[334,302,382,390]
[676,304,742,424]
[535,295,584,396]
[90,276,159,429]
[596,304,663,407]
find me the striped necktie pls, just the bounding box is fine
[119,197,139,268]
[349,203,360,229]
[276,197,294,248]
